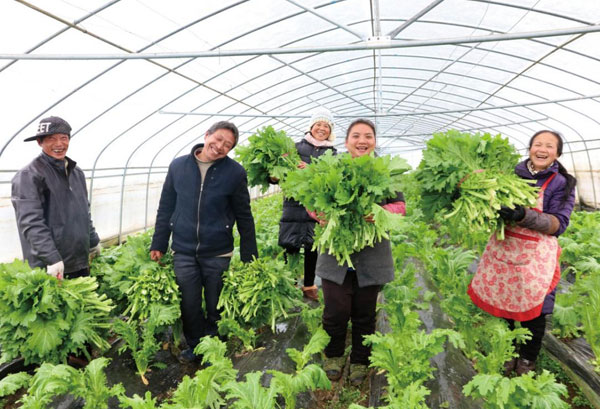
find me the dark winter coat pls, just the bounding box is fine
[316,192,405,287]
[278,138,337,251]
[151,144,258,262]
[11,153,99,273]
[514,160,575,315]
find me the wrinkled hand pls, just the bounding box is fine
[47,261,64,280]
[150,250,164,262]
[364,213,375,223]
[498,205,525,222]
[89,243,102,259]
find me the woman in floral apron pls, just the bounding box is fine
[468,130,577,375]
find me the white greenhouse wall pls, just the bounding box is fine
[0,173,280,264]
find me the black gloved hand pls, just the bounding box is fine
[498,205,526,222]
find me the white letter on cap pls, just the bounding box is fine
[38,122,51,133]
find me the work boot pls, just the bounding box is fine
[349,363,368,386]
[515,358,536,376]
[302,285,319,301]
[178,348,202,364]
[503,357,517,376]
[323,356,346,381]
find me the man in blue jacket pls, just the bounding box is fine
[150,121,258,363]
[12,116,101,280]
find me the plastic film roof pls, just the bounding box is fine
[1,0,599,252]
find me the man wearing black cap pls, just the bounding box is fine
[11,116,101,280]
[150,120,258,363]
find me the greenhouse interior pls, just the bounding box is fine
[1,0,599,408]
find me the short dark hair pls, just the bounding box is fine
[345,119,376,141]
[206,121,239,147]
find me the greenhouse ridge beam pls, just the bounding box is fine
[158,92,600,119]
[3,25,600,60]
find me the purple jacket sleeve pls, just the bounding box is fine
[542,175,575,236]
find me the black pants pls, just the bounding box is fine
[322,271,381,365]
[173,253,231,349]
[506,314,547,361]
[65,267,90,279]
[285,247,318,287]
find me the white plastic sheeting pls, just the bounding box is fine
[1,0,599,262]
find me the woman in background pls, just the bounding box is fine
[277,109,337,301]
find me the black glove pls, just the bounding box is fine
[498,205,525,222]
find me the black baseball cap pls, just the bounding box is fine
[24,116,72,142]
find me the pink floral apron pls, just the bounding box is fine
[468,173,561,321]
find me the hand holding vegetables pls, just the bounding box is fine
[235,126,301,192]
[498,205,525,222]
[282,151,410,267]
[415,130,538,239]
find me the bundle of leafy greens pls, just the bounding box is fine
[0,260,113,365]
[281,151,411,267]
[414,130,538,240]
[91,231,180,321]
[217,257,301,332]
[234,125,301,192]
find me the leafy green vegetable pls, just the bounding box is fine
[91,231,180,322]
[218,257,301,331]
[217,317,257,352]
[269,364,331,409]
[349,381,430,409]
[234,125,301,192]
[268,329,331,409]
[365,328,464,392]
[19,358,124,409]
[285,327,330,372]
[161,337,239,409]
[117,391,158,409]
[299,301,324,336]
[0,372,31,397]
[553,211,600,370]
[113,304,180,385]
[281,151,410,266]
[463,370,568,408]
[415,130,538,240]
[224,372,278,409]
[470,321,531,375]
[0,260,113,365]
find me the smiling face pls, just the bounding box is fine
[38,133,70,160]
[529,131,559,171]
[345,122,376,158]
[310,121,331,141]
[198,128,236,162]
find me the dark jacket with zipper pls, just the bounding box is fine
[11,152,99,273]
[278,138,337,251]
[151,143,258,262]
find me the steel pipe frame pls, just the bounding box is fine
[3,24,600,60]
[7,5,596,156]
[208,38,600,141]
[5,0,600,236]
[159,93,599,121]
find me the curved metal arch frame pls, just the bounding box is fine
[2,0,599,242]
